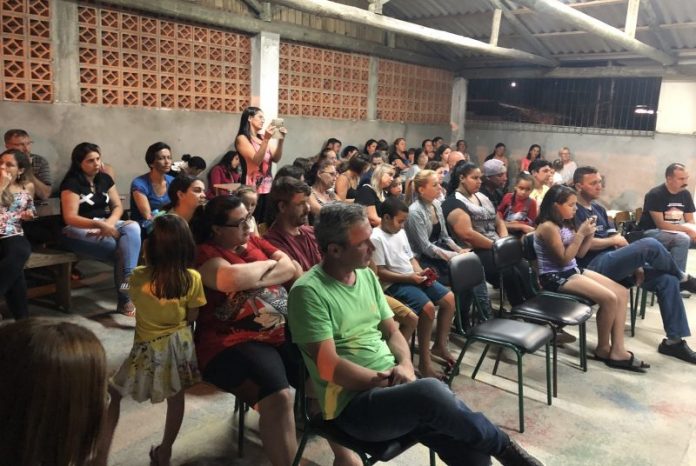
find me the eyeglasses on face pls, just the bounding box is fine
[220,213,254,228]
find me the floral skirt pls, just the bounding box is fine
[110,326,201,403]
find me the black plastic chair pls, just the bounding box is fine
[496,236,594,396]
[447,252,553,433]
[292,367,436,466]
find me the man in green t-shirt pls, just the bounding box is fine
[288,203,543,466]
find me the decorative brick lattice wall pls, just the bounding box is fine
[279,42,369,120]
[377,60,452,124]
[77,5,250,111]
[1,0,52,102]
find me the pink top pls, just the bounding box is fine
[247,138,273,194]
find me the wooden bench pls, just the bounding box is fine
[25,248,78,312]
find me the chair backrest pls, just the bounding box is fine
[634,207,643,221]
[521,232,537,261]
[449,252,485,296]
[492,236,523,270]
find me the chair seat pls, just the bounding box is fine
[308,414,419,462]
[469,319,553,353]
[511,295,593,326]
[539,291,595,307]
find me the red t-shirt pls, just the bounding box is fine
[263,224,323,272]
[497,192,537,226]
[195,236,287,370]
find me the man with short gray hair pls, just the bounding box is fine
[288,202,543,466]
[4,129,52,199]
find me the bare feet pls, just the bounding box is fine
[418,362,446,380]
[431,345,456,367]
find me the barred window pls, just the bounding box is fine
[467,77,661,135]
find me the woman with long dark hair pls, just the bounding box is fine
[520,144,541,173]
[234,107,287,222]
[442,161,532,307]
[535,184,648,372]
[207,150,244,198]
[60,142,141,316]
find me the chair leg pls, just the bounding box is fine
[291,431,310,466]
[472,344,491,380]
[552,331,558,398]
[492,347,503,376]
[545,342,552,406]
[447,340,471,386]
[640,287,649,319]
[649,291,655,309]
[630,287,638,337]
[580,323,587,372]
[429,448,437,466]
[515,348,524,433]
[238,401,245,458]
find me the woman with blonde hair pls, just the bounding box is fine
[405,170,465,286]
[354,163,395,227]
[0,318,107,466]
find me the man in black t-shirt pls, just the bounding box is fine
[574,166,696,364]
[638,163,696,274]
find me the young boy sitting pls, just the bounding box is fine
[370,197,456,379]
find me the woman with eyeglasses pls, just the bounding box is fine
[192,195,302,466]
[307,160,338,221]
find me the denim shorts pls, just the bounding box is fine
[386,281,450,315]
[539,267,583,292]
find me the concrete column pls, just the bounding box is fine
[450,77,467,144]
[250,31,280,118]
[367,56,379,121]
[52,0,81,103]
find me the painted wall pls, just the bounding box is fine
[464,123,696,210]
[0,100,447,194]
[656,80,696,135]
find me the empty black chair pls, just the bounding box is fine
[447,252,553,433]
[292,368,436,466]
[497,236,594,396]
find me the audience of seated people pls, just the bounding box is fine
[7,118,696,466]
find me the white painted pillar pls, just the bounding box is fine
[450,77,467,144]
[367,56,379,121]
[250,31,280,118]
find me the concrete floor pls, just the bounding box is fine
[5,251,696,466]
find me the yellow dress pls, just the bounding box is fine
[110,267,207,403]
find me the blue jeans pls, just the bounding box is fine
[62,221,141,305]
[0,235,31,319]
[642,229,693,273]
[587,238,690,339]
[334,378,507,466]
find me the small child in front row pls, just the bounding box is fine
[97,214,207,466]
[497,172,538,236]
[370,197,456,379]
[235,185,260,235]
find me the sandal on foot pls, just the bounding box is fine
[605,351,650,373]
[149,446,160,466]
[117,301,136,317]
[592,353,609,363]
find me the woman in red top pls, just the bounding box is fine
[234,107,287,223]
[194,195,301,465]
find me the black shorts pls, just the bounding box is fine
[203,340,301,405]
[539,267,583,292]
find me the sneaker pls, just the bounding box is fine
[657,339,696,364]
[680,275,696,294]
[680,290,692,299]
[496,439,544,466]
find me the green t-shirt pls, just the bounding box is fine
[288,265,395,420]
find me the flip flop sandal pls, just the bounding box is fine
[592,353,609,363]
[605,351,650,373]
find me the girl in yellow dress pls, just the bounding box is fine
[97,214,207,466]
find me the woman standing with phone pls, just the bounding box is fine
[234,107,287,223]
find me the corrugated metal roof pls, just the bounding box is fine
[381,0,696,66]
